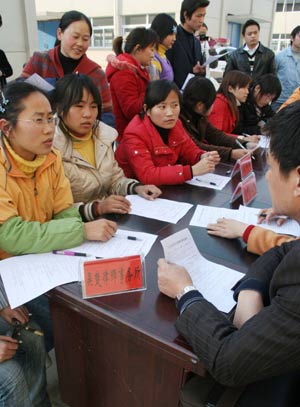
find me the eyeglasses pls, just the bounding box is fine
[15,117,58,126]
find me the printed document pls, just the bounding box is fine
[0,229,157,308]
[126,195,193,223]
[186,173,231,190]
[161,229,243,312]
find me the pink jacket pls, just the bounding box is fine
[106,53,150,141]
[115,114,204,185]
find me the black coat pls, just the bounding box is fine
[235,93,275,135]
[0,49,13,89]
[224,42,275,80]
[166,25,204,89]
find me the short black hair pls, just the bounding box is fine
[251,74,282,102]
[142,80,181,115]
[182,76,216,112]
[55,10,92,46]
[264,101,300,176]
[242,19,260,36]
[180,0,210,24]
[54,73,102,118]
[150,13,177,42]
[113,27,158,55]
[291,25,300,45]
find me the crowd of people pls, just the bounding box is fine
[1,0,300,405]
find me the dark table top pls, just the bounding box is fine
[49,150,270,373]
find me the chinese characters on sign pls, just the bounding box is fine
[82,255,145,298]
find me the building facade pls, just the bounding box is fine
[34,0,276,67]
[0,0,38,80]
[272,0,300,52]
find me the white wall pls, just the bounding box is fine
[0,0,38,80]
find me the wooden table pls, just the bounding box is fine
[49,153,270,407]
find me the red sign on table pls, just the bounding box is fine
[81,255,145,298]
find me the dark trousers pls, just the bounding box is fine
[180,371,300,407]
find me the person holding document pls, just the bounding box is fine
[0,82,117,349]
[157,103,300,405]
[53,73,161,219]
[115,79,220,185]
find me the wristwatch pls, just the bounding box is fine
[176,285,197,301]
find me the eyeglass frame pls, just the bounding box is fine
[13,117,59,126]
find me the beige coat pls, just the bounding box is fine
[54,120,139,204]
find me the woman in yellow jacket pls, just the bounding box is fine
[0,81,117,350]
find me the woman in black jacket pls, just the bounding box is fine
[180,76,248,162]
[235,74,281,135]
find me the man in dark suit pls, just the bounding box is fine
[224,19,275,81]
[158,102,300,406]
[166,0,209,89]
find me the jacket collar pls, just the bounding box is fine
[0,137,58,178]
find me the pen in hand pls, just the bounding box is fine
[235,139,256,160]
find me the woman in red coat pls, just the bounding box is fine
[106,28,158,141]
[115,80,220,185]
[208,71,258,143]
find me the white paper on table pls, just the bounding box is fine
[69,229,157,258]
[126,195,193,224]
[186,173,231,190]
[239,205,300,236]
[0,230,157,308]
[258,135,270,149]
[161,229,243,312]
[0,253,80,308]
[190,205,239,227]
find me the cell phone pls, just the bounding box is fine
[199,34,209,41]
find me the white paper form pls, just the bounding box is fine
[126,195,193,224]
[0,253,80,308]
[69,229,157,258]
[238,205,300,236]
[258,136,270,149]
[186,173,231,190]
[0,230,157,309]
[161,229,243,312]
[190,205,239,228]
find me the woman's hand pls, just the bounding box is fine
[207,218,249,239]
[201,151,220,163]
[192,157,216,176]
[96,195,131,215]
[0,306,29,325]
[231,149,248,161]
[84,219,117,241]
[135,185,162,200]
[242,135,260,143]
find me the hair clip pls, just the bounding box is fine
[0,91,9,114]
[172,25,177,33]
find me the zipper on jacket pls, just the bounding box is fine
[33,175,38,196]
